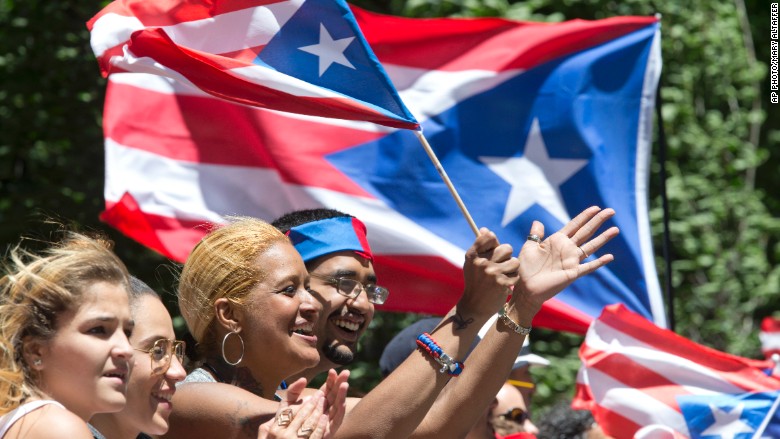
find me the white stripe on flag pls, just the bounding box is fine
[156,1,302,55]
[105,139,467,261]
[388,64,525,121]
[108,72,207,97]
[108,64,524,135]
[90,0,303,57]
[584,367,690,436]
[90,13,144,56]
[587,319,746,394]
[634,26,666,328]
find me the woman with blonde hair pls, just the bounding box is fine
[0,233,135,438]
[176,217,348,438]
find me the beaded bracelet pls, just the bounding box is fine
[416,332,465,376]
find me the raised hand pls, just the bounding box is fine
[511,206,619,316]
[458,228,521,320]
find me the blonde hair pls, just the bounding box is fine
[178,217,288,351]
[0,233,130,414]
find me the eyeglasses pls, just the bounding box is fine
[310,273,389,305]
[499,407,529,424]
[134,339,185,375]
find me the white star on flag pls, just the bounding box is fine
[480,118,588,226]
[700,403,755,439]
[299,23,356,77]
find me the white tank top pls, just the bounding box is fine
[0,400,65,438]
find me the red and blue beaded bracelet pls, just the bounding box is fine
[416,332,464,376]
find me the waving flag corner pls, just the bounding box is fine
[87,0,419,129]
[576,304,780,439]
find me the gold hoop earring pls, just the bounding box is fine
[221,330,244,366]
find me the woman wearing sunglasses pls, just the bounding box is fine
[90,277,186,439]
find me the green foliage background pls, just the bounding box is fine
[1,0,778,415]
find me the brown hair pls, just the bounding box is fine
[0,233,130,414]
[177,217,288,352]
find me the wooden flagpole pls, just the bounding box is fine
[414,130,480,236]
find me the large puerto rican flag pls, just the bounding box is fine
[90,1,664,334]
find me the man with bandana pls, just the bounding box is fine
[165,206,618,438]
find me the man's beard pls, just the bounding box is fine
[322,341,356,366]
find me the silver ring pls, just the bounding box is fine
[578,246,588,258]
[527,234,542,243]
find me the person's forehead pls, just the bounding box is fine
[130,296,174,342]
[309,251,374,276]
[495,384,527,413]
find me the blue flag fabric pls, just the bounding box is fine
[679,391,780,439]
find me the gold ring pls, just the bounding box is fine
[578,246,588,258]
[276,408,293,427]
[297,426,314,437]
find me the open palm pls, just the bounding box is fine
[514,206,619,310]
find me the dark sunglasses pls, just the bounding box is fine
[499,407,529,424]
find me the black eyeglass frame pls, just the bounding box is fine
[134,338,186,375]
[309,273,389,305]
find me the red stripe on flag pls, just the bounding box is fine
[220,44,267,63]
[580,343,690,411]
[101,192,209,262]
[532,298,592,333]
[104,80,385,196]
[598,305,776,387]
[373,254,462,315]
[353,7,657,72]
[589,404,645,439]
[95,45,127,77]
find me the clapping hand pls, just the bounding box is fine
[257,370,348,439]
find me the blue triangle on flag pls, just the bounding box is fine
[678,391,780,439]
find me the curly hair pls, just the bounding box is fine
[0,232,130,414]
[537,401,597,439]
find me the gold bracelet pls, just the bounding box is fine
[498,303,531,335]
